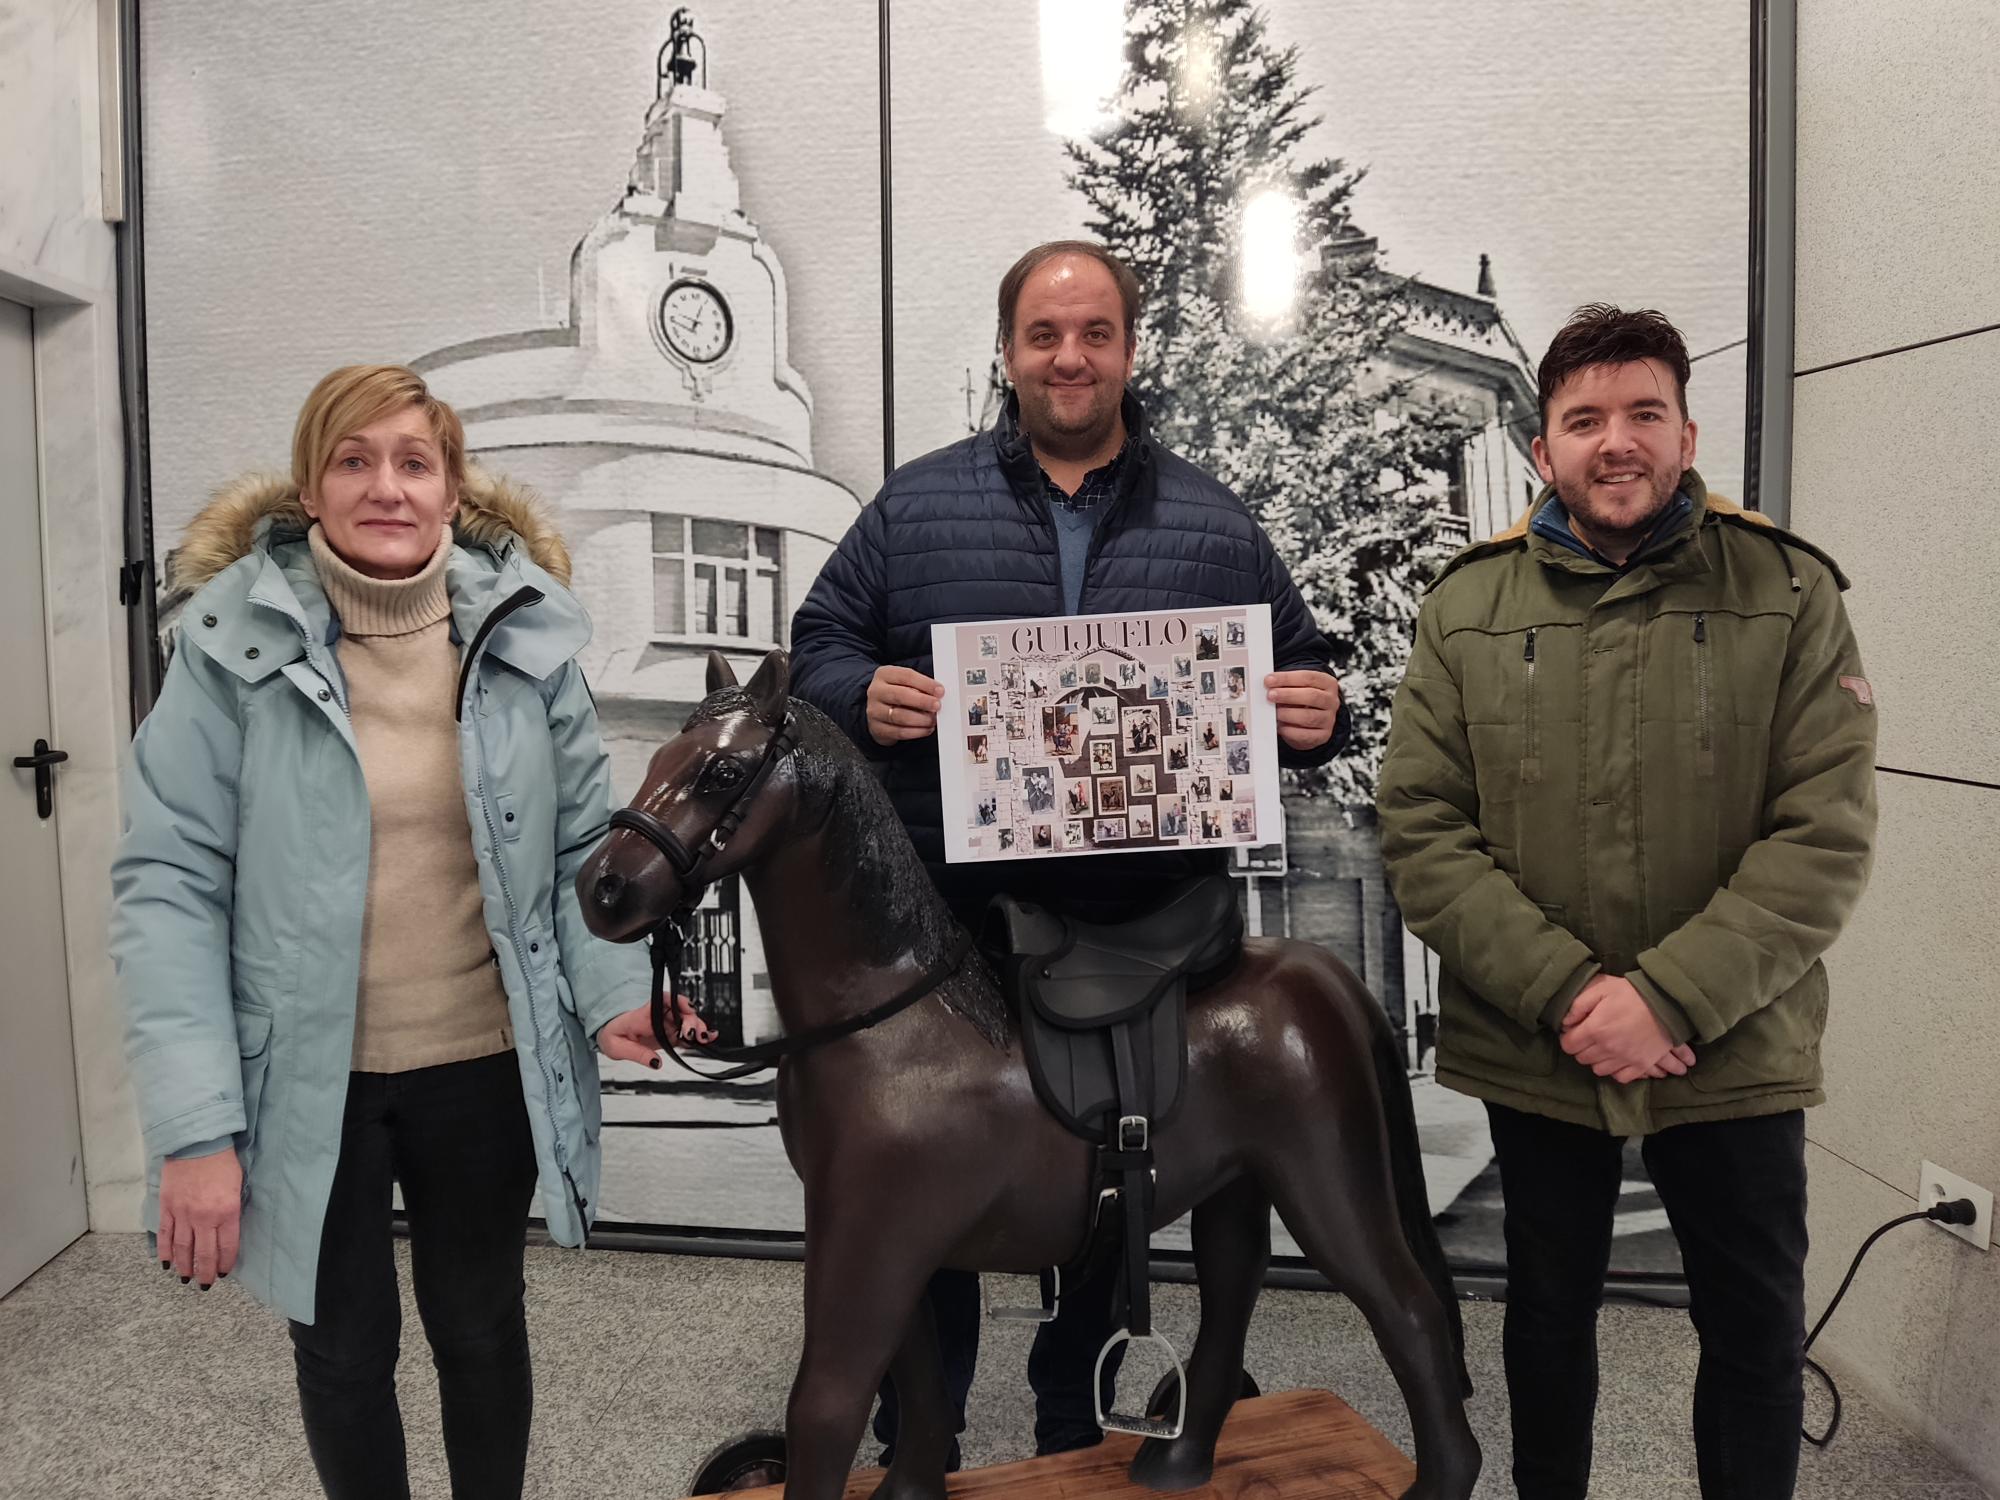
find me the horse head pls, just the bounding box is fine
[577,648,800,944]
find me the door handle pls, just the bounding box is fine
[12,739,68,820]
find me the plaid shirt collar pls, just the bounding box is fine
[1042,435,1133,513]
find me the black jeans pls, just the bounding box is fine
[288,1051,539,1500]
[873,1255,1127,1463]
[1485,1102,1808,1500]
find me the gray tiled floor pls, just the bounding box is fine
[0,1234,1987,1499]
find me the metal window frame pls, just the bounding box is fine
[1745,0,1798,522]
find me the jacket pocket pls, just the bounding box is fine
[550,973,601,1135]
[1687,965,1827,1094]
[234,1005,274,1168]
[494,790,522,844]
[1436,969,1557,1078]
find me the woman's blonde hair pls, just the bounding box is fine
[291,364,468,496]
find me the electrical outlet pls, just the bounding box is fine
[1919,1161,1992,1251]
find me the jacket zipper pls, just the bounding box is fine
[458,587,589,1230]
[1519,628,1541,782]
[456,587,545,720]
[1693,612,1714,776]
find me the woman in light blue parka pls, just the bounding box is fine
[109,366,685,1499]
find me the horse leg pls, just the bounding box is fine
[1127,1173,1270,1492]
[783,1225,935,1500]
[868,1292,953,1500]
[1260,1129,1481,1500]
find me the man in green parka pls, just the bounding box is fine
[1378,305,1877,1499]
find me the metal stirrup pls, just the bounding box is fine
[985,1265,1060,1324]
[1094,1329,1186,1440]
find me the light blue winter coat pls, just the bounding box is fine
[110,471,648,1322]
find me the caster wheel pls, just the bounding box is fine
[689,1430,788,1493]
[1144,1367,1261,1421]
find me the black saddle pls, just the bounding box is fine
[981,875,1243,1438]
[988,878,1241,1136]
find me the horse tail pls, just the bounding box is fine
[1368,1015,1473,1398]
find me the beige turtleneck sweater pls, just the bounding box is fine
[310,525,515,1073]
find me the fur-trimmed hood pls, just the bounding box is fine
[168,464,572,598]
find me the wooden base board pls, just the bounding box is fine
[701,1388,1415,1498]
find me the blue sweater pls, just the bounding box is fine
[1050,501,1099,615]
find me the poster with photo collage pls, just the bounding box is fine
[934,605,1280,863]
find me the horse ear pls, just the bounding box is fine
[744,649,791,725]
[706,651,739,693]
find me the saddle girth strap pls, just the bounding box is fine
[1106,1022,1155,1339]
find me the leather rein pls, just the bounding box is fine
[606,711,970,1082]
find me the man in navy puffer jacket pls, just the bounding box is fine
[789,241,1350,1461]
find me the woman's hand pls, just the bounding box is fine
[596,997,715,1068]
[158,1147,243,1288]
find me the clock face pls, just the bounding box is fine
[659,280,732,364]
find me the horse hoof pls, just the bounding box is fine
[1127,1437,1215,1493]
[1144,1367,1260,1419]
[867,1474,948,1500]
[688,1431,787,1494]
[1398,1437,1482,1500]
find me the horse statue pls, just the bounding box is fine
[577,650,1479,1500]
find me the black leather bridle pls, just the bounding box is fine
[606,711,970,1081]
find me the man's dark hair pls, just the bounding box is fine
[1537,304,1691,434]
[996,241,1142,349]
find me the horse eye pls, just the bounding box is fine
[705,759,745,791]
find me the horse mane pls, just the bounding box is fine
[684,690,1013,1046]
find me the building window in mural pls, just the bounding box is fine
[652,515,785,644]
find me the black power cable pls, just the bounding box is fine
[1801,1197,1980,1448]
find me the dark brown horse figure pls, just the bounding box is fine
[578,651,1479,1500]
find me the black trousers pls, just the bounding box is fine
[288,1051,539,1500]
[873,1255,1127,1463]
[1485,1102,1809,1500]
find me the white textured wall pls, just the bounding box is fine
[1791,1,2000,1486]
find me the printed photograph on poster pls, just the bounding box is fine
[934,605,1279,863]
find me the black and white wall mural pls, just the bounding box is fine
[140,0,1753,1278]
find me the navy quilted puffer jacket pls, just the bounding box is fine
[790,392,1347,920]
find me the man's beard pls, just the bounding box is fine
[1556,463,1681,553]
[1016,378,1123,458]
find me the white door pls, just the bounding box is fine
[0,297,88,1295]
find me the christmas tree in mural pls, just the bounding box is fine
[1066,0,1477,804]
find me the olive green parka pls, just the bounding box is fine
[1377,471,1877,1136]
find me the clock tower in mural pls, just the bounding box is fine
[413,13,858,1048]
